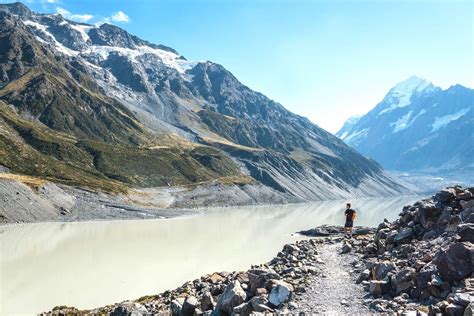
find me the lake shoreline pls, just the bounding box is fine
[0,175,422,225]
[43,187,474,315]
[1,195,422,314]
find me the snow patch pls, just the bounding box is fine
[431,108,471,132]
[82,45,197,73]
[390,111,413,133]
[69,23,92,42]
[409,109,426,125]
[391,109,427,133]
[24,20,79,56]
[378,76,435,115]
[343,128,369,145]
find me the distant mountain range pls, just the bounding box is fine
[337,76,473,178]
[0,2,407,201]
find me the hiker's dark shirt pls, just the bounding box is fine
[345,208,355,222]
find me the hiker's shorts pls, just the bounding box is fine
[344,220,353,228]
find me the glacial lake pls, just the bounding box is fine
[0,196,420,315]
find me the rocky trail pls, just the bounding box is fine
[294,240,371,314]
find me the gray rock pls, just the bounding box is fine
[457,224,474,242]
[464,302,473,316]
[357,269,371,284]
[395,268,416,294]
[171,298,185,316]
[182,296,198,316]
[216,281,247,314]
[232,302,253,316]
[369,280,391,296]
[341,243,352,254]
[434,188,456,203]
[372,261,397,280]
[445,303,464,316]
[200,292,215,311]
[416,263,438,289]
[431,274,444,287]
[394,227,414,244]
[268,280,293,307]
[249,296,272,312]
[446,215,463,232]
[452,293,472,308]
[434,242,474,283]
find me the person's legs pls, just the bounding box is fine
[348,226,353,238]
[344,226,349,237]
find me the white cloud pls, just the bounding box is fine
[55,6,69,15]
[111,11,130,23]
[56,6,93,23]
[46,0,60,3]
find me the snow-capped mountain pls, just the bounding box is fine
[0,2,409,200]
[336,76,473,176]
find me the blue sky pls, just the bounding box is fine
[4,0,473,132]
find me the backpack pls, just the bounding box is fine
[352,210,356,220]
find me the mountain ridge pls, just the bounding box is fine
[336,76,473,178]
[0,2,408,205]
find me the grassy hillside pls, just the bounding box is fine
[0,101,243,192]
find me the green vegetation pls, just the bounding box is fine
[0,101,242,192]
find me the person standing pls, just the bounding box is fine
[344,203,356,238]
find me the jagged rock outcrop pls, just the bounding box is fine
[351,186,474,314]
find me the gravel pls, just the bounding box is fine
[293,239,371,314]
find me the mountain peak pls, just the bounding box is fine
[390,75,435,96]
[0,2,31,17]
[376,76,438,115]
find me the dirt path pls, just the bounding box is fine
[293,238,371,314]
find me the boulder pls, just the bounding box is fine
[369,280,391,296]
[464,302,473,316]
[434,188,456,203]
[372,261,397,280]
[431,274,444,287]
[216,281,247,315]
[396,281,415,295]
[209,272,225,284]
[385,230,398,244]
[248,268,280,292]
[446,215,463,232]
[171,298,185,316]
[268,280,293,307]
[416,263,438,289]
[375,228,390,242]
[249,296,272,312]
[341,243,352,254]
[457,224,474,242]
[452,293,472,308]
[356,269,371,284]
[181,296,198,316]
[394,227,414,244]
[232,302,253,316]
[419,204,442,229]
[365,242,377,254]
[200,292,215,311]
[456,190,472,201]
[395,268,416,294]
[445,303,464,316]
[434,242,474,283]
[110,304,141,316]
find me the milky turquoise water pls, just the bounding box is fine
[0,196,419,315]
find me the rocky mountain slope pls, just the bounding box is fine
[0,2,407,207]
[336,76,473,178]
